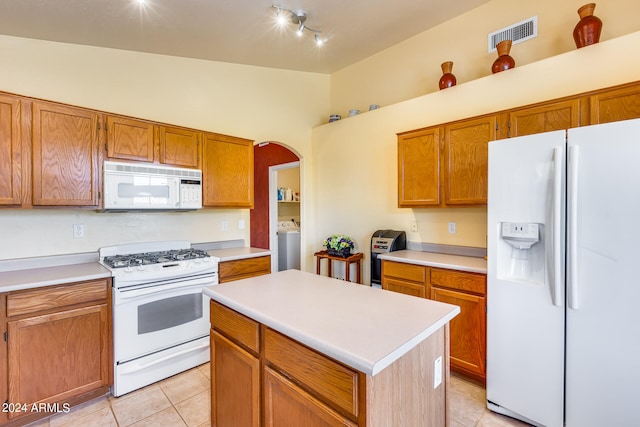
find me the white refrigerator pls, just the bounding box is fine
[487,118,640,427]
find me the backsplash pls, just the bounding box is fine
[0,209,250,260]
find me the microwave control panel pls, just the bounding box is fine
[180,179,203,209]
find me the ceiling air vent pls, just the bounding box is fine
[488,16,538,53]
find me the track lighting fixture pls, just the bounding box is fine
[272,5,326,46]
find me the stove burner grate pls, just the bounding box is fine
[103,248,210,269]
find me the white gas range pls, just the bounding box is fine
[99,241,218,397]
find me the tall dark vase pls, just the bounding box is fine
[573,3,602,48]
[438,61,457,90]
[491,40,515,74]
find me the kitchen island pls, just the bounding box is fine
[203,269,460,426]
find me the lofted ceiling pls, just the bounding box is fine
[0,0,489,74]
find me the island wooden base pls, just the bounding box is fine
[366,326,449,426]
[210,300,450,426]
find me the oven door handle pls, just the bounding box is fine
[117,276,216,301]
[119,340,210,374]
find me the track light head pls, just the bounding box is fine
[275,8,287,25]
[272,5,325,45]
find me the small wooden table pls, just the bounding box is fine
[314,251,364,284]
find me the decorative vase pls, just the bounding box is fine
[327,248,351,258]
[438,61,457,90]
[491,40,515,74]
[573,3,602,48]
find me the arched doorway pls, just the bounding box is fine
[251,142,301,271]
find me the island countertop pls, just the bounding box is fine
[203,269,459,376]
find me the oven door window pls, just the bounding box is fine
[138,293,203,334]
[113,284,211,362]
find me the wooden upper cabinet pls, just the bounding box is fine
[105,115,155,162]
[159,126,201,168]
[0,94,21,205]
[397,127,440,207]
[443,115,495,205]
[589,83,640,124]
[508,99,581,138]
[202,133,254,208]
[31,101,100,206]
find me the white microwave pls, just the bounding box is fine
[103,161,203,211]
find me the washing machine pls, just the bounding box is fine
[277,220,300,271]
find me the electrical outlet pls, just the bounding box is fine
[73,224,85,238]
[433,356,443,388]
[221,220,228,231]
[410,220,418,232]
[448,222,456,234]
[238,219,245,230]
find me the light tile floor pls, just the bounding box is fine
[26,365,530,427]
[449,373,531,427]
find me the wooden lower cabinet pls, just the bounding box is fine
[431,286,486,383]
[210,330,260,427]
[380,261,429,298]
[264,367,357,427]
[382,260,487,384]
[430,268,486,384]
[0,279,112,426]
[210,300,448,427]
[219,256,271,284]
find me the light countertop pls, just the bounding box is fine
[0,245,270,293]
[379,250,487,274]
[203,269,459,376]
[0,262,113,293]
[207,247,271,262]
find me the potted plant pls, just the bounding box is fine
[323,234,355,257]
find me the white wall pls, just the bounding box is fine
[0,36,329,261]
[2,1,640,270]
[0,209,250,259]
[329,0,640,117]
[312,32,640,284]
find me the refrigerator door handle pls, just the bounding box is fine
[551,147,563,307]
[568,145,580,310]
